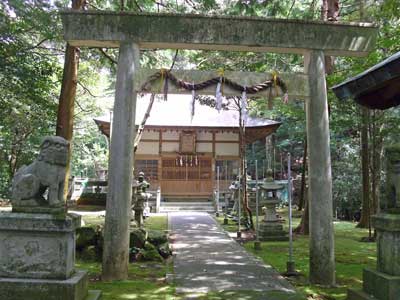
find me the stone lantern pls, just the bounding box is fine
[258,170,288,241]
[348,145,400,300]
[132,172,150,227]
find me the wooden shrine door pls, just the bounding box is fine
[160,156,213,198]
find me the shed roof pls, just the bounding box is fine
[332,51,400,109]
[94,94,280,143]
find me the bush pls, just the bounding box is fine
[76,227,97,250]
[137,242,163,262]
[158,242,172,259]
[130,228,148,248]
[78,245,98,262]
[147,230,167,246]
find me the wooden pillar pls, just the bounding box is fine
[305,50,335,285]
[102,41,139,281]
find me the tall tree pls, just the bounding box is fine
[358,107,371,229]
[0,1,61,196]
[56,0,85,197]
[321,0,339,74]
[356,0,372,230]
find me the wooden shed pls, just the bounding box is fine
[95,95,280,201]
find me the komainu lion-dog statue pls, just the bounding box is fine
[11,136,69,214]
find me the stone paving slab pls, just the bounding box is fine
[169,212,299,295]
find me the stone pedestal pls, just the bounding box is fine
[347,213,400,300]
[259,222,288,241]
[0,212,101,300]
[259,199,288,241]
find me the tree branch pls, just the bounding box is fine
[23,38,49,52]
[77,81,99,98]
[169,49,179,71]
[133,0,144,12]
[287,0,296,18]
[98,48,117,65]
[87,2,100,10]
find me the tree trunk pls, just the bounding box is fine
[294,188,309,235]
[370,111,384,215]
[134,93,156,152]
[271,134,276,178]
[321,0,339,74]
[358,107,370,228]
[295,138,310,235]
[56,0,85,199]
[238,100,254,230]
[298,138,308,210]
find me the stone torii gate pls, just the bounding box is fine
[60,11,377,284]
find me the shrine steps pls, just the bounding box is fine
[159,201,215,213]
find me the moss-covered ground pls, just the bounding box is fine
[76,208,169,230]
[76,260,175,300]
[76,213,175,300]
[76,211,375,300]
[217,209,376,300]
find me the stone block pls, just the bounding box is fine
[0,212,80,280]
[0,270,94,300]
[347,288,376,300]
[60,11,378,57]
[372,214,400,276]
[86,290,102,300]
[259,222,288,241]
[363,267,400,300]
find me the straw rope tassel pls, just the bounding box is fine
[241,88,248,123]
[191,82,196,122]
[216,80,222,112]
[216,68,224,112]
[283,92,289,104]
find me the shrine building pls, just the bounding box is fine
[95,95,280,201]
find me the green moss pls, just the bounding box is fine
[75,260,174,300]
[138,242,163,262]
[78,246,98,262]
[130,228,147,248]
[147,230,168,246]
[217,210,376,300]
[76,226,97,250]
[79,214,168,231]
[386,207,400,214]
[144,216,168,231]
[74,210,377,300]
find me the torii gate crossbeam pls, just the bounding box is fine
[60,10,378,285]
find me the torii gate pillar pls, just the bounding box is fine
[102,41,139,280]
[305,50,335,285]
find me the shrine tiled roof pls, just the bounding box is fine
[94,94,280,143]
[94,94,279,129]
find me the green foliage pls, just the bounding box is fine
[0,1,62,196]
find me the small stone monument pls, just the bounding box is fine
[0,136,100,300]
[132,171,150,227]
[348,145,400,300]
[258,170,288,241]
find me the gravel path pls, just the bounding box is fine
[169,212,298,295]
